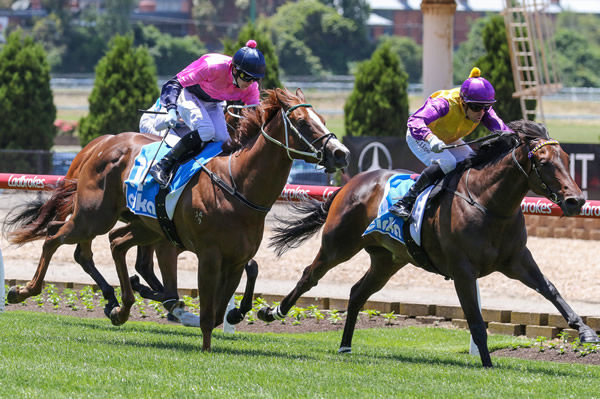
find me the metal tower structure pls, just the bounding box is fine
[503,0,561,122]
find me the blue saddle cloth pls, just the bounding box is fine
[124,141,223,219]
[362,173,417,244]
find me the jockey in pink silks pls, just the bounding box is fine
[389,67,513,220]
[140,40,265,188]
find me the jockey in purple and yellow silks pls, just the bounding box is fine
[141,40,265,188]
[389,67,512,220]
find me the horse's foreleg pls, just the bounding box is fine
[339,250,401,354]
[452,267,492,368]
[226,259,258,325]
[74,242,118,317]
[503,248,599,343]
[8,220,68,303]
[197,252,223,351]
[107,225,139,326]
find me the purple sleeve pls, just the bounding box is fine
[407,97,450,141]
[482,108,512,132]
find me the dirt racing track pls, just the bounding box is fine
[1,190,599,340]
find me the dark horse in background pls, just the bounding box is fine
[4,88,349,351]
[259,120,599,367]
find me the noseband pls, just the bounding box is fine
[260,103,337,164]
[512,137,561,204]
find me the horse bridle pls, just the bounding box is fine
[511,136,561,204]
[453,133,562,215]
[198,103,336,214]
[260,103,337,164]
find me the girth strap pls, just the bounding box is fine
[155,186,185,249]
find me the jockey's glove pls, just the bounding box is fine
[428,135,445,153]
[166,108,178,129]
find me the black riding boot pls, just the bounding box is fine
[389,163,444,220]
[149,130,206,188]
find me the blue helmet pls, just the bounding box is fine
[233,39,266,79]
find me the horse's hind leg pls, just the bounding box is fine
[74,242,118,317]
[258,231,364,323]
[339,248,403,354]
[8,220,72,303]
[502,248,599,343]
[133,245,164,292]
[107,223,151,326]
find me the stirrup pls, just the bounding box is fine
[149,166,172,188]
[389,202,412,220]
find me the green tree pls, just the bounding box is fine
[270,0,370,75]
[453,18,487,85]
[344,41,408,137]
[377,35,422,83]
[133,24,206,76]
[0,30,56,150]
[475,15,522,124]
[223,21,282,89]
[96,0,135,41]
[78,35,159,146]
[554,29,600,88]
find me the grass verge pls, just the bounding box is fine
[0,311,599,398]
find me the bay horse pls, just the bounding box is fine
[258,120,599,367]
[4,88,349,351]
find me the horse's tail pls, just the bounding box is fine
[269,190,340,257]
[3,179,78,245]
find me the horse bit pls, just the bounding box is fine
[511,137,561,204]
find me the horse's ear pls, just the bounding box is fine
[296,88,305,101]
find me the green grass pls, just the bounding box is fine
[545,120,600,144]
[0,312,599,398]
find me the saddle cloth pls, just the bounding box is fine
[362,173,434,246]
[124,140,223,220]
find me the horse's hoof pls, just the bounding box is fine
[338,346,352,354]
[167,312,178,322]
[257,307,274,322]
[580,327,600,343]
[109,308,124,326]
[7,286,21,304]
[179,312,200,327]
[226,308,244,325]
[104,300,119,319]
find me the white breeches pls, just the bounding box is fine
[139,88,228,142]
[406,129,474,174]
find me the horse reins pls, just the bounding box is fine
[197,102,334,213]
[449,133,562,214]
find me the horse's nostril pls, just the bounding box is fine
[334,149,349,167]
[563,196,585,216]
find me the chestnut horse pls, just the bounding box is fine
[4,88,349,351]
[259,120,599,367]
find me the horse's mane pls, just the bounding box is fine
[458,119,549,171]
[222,88,301,153]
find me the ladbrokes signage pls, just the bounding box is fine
[343,139,600,200]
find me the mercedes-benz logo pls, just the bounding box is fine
[358,142,393,172]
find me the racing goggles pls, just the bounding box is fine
[237,70,260,82]
[468,103,492,112]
